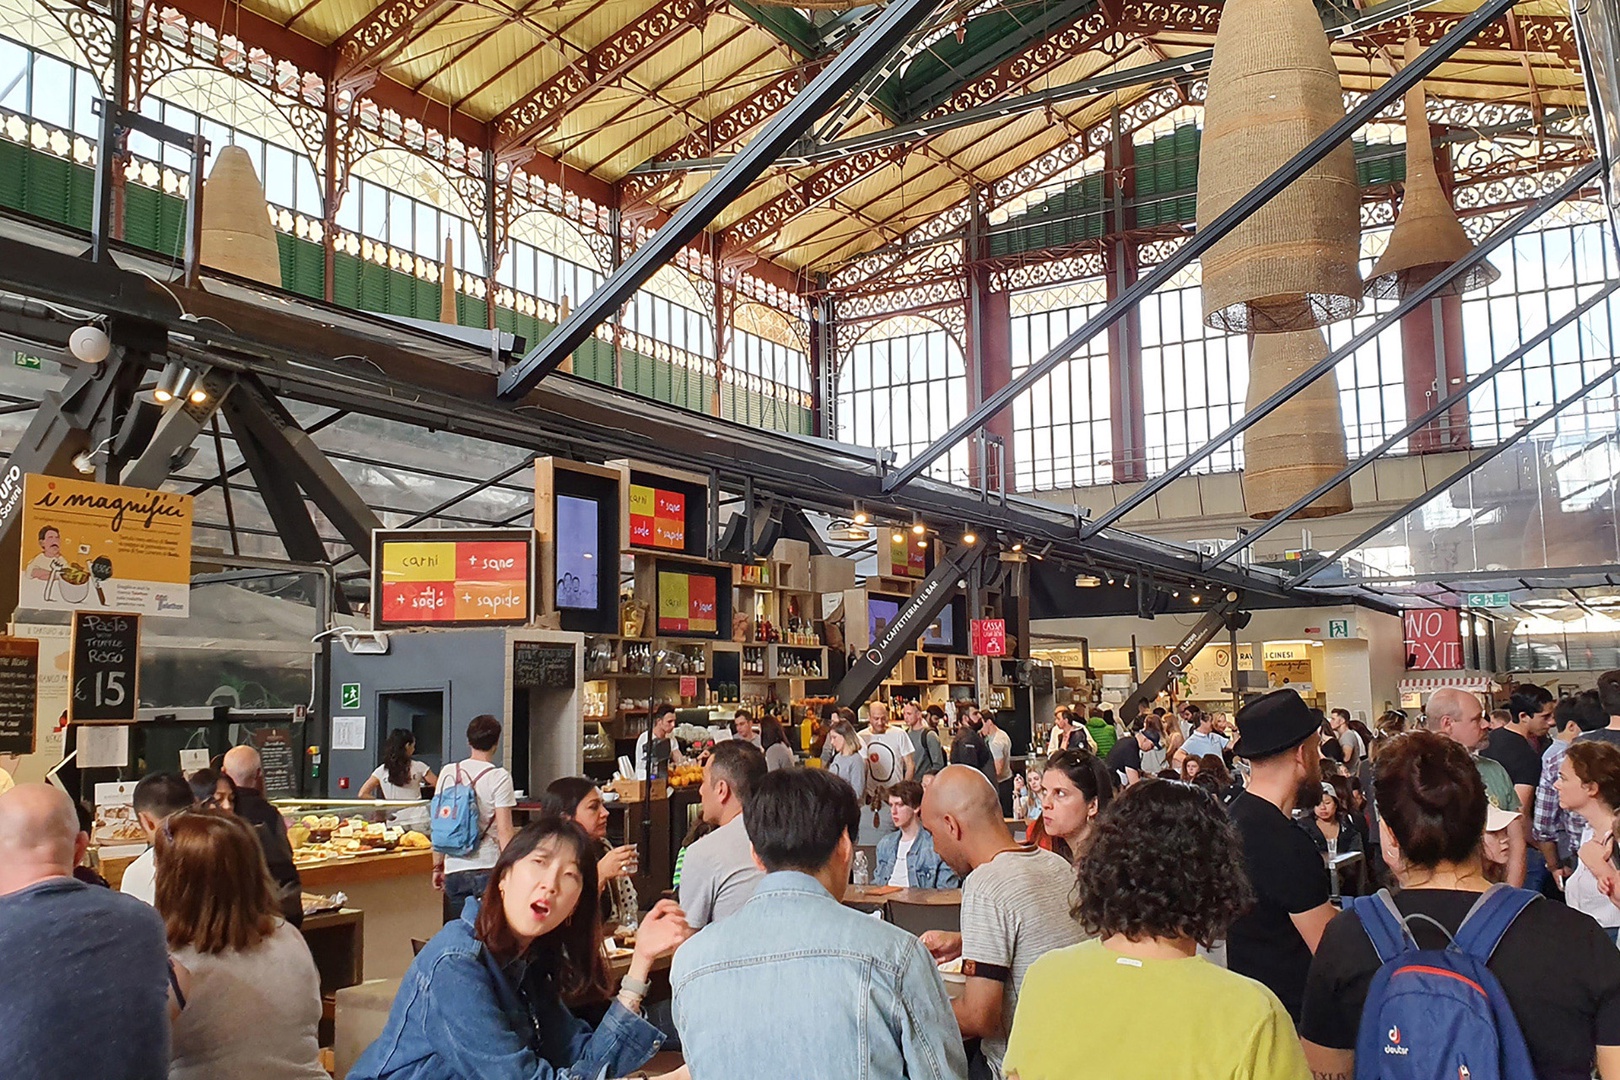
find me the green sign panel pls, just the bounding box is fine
[1467,592,1511,609]
[340,682,361,710]
[13,352,43,370]
[1328,619,1350,639]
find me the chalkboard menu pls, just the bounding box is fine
[512,641,575,689]
[70,612,140,722]
[0,636,39,754]
[252,727,297,799]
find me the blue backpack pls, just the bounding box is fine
[430,762,493,857]
[1348,884,1538,1080]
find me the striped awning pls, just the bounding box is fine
[1397,674,1496,695]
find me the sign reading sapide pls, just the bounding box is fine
[18,475,194,618]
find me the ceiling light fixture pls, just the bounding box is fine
[853,502,870,526]
[153,360,197,404]
[962,528,977,545]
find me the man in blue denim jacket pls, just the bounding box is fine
[672,768,968,1080]
[875,780,961,889]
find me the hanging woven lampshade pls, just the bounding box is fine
[439,235,457,325]
[1365,38,1500,298]
[1242,328,1353,518]
[1196,0,1363,333]
[198,145,282,287]
[557,294,573,374]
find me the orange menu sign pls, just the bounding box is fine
[375,532,532,627]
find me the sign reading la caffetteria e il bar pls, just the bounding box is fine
[18,475,194,618]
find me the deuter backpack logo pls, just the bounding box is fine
[1383,1026,1407,1056]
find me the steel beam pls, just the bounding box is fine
[1207,280,1620,569]
[1289,357,1620,588]
[1077,160,1600,534]
[834,539,987,707]
[496,0,945,400]
[880,0,1525,495]
[1119,595,1244,719]
[900,0,1101,116]
[118,367,237,489]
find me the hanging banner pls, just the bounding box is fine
[18,475,193,617]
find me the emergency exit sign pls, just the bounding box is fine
[1468,592,1511,609]
[12,352,42,370]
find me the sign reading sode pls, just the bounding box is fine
[19,475,193,618]
[372,528,534,629]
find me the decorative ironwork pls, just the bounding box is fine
[332,0,451,89]
[492,0,707,156]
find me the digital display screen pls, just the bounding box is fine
[870,595,955,649]
[374,530,532,628]
[658,570,719,635]
[629,484,686,550]
[554,495,599,611]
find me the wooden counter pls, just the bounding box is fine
[297,849,434,888]
[296,849,440,984]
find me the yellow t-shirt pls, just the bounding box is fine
[1004,940,1309,1080]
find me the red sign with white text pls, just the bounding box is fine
[971,618,1007,657]
[1403,608,1463,670]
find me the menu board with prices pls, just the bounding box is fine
[0,636,39,754]
[512,641,576,690]
[658,572,718,634]
[251,727,298,798]
[373,529,534,628]
[629,485,686,550]
[70,611,139,723]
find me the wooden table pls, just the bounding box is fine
[842,886,963,907]
[844,886,962,936]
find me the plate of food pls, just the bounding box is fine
[93,803,147,845]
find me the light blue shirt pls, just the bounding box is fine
[1181,730,1229,761]
[672,871,968,1080]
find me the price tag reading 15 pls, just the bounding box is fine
[70,611,140,722]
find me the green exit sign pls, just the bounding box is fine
[12,352,43,370]
[1468,592,1511,609]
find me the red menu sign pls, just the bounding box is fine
[630,484,686,550]
[971,618,1007,657]
[1403,608,1463,670]
[373,530,533,628]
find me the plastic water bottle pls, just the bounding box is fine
[852,850,870,886]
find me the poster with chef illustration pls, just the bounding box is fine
[18,475,193,618]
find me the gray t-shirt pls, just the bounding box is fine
[826,751,866,796]
[677,814,764,929]
[985,728,1012,783]
[960,847,1087,1076]
[1578,728,1620,750]
[0,877,171,1079]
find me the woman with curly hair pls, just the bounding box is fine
[1003,780,1308,1080]
[358,728,438,801]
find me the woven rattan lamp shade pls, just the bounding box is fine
[439,235,457,325]
[1365,39,1500,299]
[1242,328,1353,518]
[198,145,282,287]
[1196,0,1363,333]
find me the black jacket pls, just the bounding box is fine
[233,788,304,927]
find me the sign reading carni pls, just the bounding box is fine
[0,636,39,754]
[19,475,194,618]
[512,641,575,689]
[373,529,534,628]
[629,485,686,550]
[70,611,140,723]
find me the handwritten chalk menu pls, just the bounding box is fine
[512,641,575,690]
[252,727,297,798]
[372,528,534,629]
[70,611,139,722]
[0,636,39,754]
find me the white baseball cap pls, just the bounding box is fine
[1484,804,1518,833]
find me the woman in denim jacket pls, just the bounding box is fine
[874,780,961,889]
[348,817,691,1080]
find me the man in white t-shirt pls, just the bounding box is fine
[858,702,914,834]
[119,772,194,905]
[432,714,516,923]
[635,703,687,780]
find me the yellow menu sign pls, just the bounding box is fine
[19,474,193,617]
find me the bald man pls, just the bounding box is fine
[223,744,304,925]
[1425,688,1526,886]
[918,766,1083,1079]
[0,784,172,1078]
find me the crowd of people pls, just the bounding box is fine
[11,676,1620,1079]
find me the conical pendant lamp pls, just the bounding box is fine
[1241,327,1353,518]
[439,235,458,325]
[557,294,574,374]
[198,145,283,287]
[1364,38,1499,299]
[1196,0,1363,333]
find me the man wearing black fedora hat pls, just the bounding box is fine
[1225,689,1338,1025]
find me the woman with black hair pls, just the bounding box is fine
[348,816,691,1080]
[1032,749,1114,862]
[187,767,236,813]
[759,714,795,772]
[1004,780,1307,1079]
[359,729,438,801]
[542,777,640,932]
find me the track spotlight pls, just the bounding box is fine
[153,360,197,404]
[1011,542,1023,553]
[1191,594,1202,604]
[188,383,209,404]
[962,529,977,545]
[853,503,870,526]
[892,529,906,543]
[916,538,928,549]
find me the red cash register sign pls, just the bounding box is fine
[971,619,1007,657]
[378,538,530,626]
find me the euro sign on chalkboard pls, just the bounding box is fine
[71,611,140,723]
